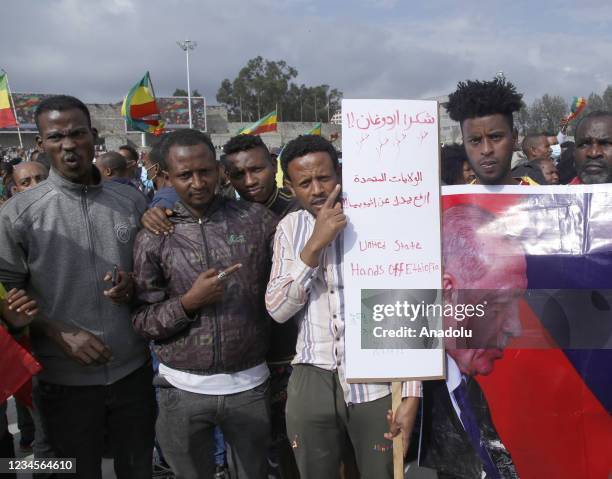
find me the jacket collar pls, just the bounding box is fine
[264,187,279,209]
[48,165,103,197]
[171,195,223,223]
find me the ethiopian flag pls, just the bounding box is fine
[121,72,165,136]
[307,122,322,135]
[239,110,277,135]
[0,74,18,129]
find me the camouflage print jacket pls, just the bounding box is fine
[132,196,278,374]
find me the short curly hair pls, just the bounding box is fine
[446,78,523,131]
[161,129,216,171]
[221,134,272,167]
[281,135,339,180]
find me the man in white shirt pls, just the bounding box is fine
[266,135,421,478]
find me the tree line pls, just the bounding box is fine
[515,86,612,135]
[215,56,342,123]
[213,56,611,132]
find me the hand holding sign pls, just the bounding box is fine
[301,185,347,267]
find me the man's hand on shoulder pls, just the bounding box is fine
[141,207,174,236]
[300,184,346,267]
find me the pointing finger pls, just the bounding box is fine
[323,184,341,209]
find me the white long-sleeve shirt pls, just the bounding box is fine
[266,209,421,404]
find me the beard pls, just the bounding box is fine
[578,160,612,184]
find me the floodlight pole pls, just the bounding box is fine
[177,39,197,129]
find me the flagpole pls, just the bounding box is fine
[3,71,22,149]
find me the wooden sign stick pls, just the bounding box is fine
[392,381,403,479]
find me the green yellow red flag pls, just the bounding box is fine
[121,72,165,136]
[239,111,277,135]
[307,122,322,135]
[0,74,18,129]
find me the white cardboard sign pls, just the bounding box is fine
[342,99,445,381]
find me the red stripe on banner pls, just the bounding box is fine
[442,193,525,215]
[130,102,159,119]
[251,123,277,135]
[479,343,612,478]
[0,108,17,128]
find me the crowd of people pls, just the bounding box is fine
[0,77,610,479]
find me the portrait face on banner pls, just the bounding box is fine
[439,186,612,479]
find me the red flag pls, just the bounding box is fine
[0,73,18,128]
[0,327,41,407]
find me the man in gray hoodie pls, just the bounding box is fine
[0,95,155,479]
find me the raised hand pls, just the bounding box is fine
[180,268,225,313]
[300,184,346,267]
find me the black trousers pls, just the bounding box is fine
[33,364,156,479]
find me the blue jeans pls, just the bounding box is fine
[213,426,226,466]
[156,381,271,479]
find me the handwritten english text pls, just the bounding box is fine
[351,261,440,277]
[358,239,423,252]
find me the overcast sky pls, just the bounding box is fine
[1,0,611,107]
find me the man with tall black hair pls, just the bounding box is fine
[446,78,538,186]
[0,95,155,478]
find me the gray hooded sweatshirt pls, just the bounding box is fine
[0,167,149,386]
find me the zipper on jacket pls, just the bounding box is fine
[199,218,221,370]
[82,186,108,383]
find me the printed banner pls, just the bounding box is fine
[422,184,612,478]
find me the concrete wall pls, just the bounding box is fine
[212,122,342,150]
[0,104,343,153]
